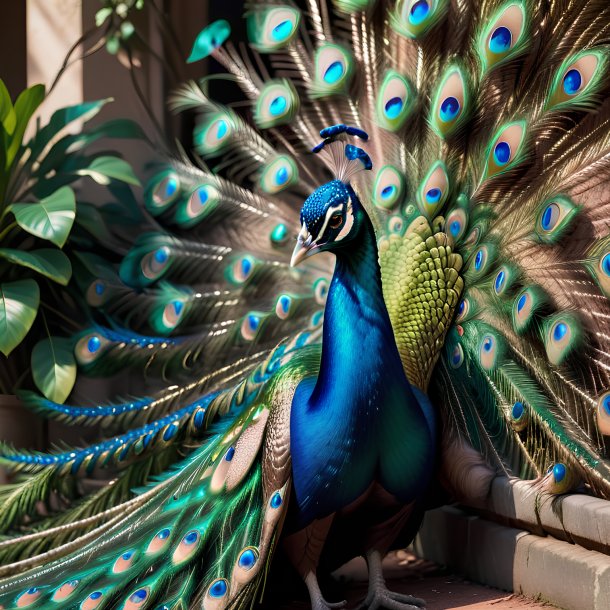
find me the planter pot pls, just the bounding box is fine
[0,394,45,484]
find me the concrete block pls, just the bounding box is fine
[513,535,610,610]
[415,506,527,591]
[466,515,527,591]
[416,503,610,610]
[414,506,477,567]
[483,476,610,553]
[559,495,610,553]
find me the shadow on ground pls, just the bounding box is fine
[261,551,557,610]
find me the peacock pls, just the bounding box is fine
[1,0,610,608]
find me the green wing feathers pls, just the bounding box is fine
[0,344,318,609]
[379,217,463,391]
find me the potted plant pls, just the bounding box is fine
[0,77,142,468]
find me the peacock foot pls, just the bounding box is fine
[354,585,426,610]
[356,549,426,610]
[311,600,348,610]
[305,572,347,610]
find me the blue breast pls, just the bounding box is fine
[290,250,436,528]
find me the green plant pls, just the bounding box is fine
[95,0,145,55]
[0,78,142,400]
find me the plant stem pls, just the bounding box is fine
[47,24,109,97]
[0,222,17,243]
[39,302,81,332]
[126,48,166,142]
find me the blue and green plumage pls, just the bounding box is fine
[2,0,610,608]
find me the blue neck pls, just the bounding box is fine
[290,213,436,523]
[310,217,411,410]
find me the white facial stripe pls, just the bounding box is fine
[335,204,354,241]
[314,203,344,243]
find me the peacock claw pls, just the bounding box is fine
[354,587,426,610]
[305,572,347,610]
[311,600,347,610]
[357,550,426,610]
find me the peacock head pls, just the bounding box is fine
[291,179,365,266]
[291,124,372,267]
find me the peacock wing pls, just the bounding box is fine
[0,342,319,609]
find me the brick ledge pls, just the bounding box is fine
[415,505,610,610]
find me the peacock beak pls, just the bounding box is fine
[290,239,316,267]
[290,224,317,267]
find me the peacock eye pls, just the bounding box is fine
[329,214,343,229]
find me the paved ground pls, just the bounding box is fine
[263,551,557,609]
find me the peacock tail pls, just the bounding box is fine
[1,0,610,608]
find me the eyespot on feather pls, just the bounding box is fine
[417,161,449,218]
[16,588,42,608]
[247,7,301,52]
[477,2,526,71]
[122,587,150,609]
[376,71,415,131]
[534,196,579,244]
[146,527,172,555]
[483,121,526,180]
[145,170,181,215]
[254,80,300,129]
[478,332,503,370]
[226,255,257,286]
[80,590,106,610]
[313,278,329,304]
[194,112,235,157]
[445,208,468,242]
[75,332,110,366]
[391,0,449,39]
[546,50,608,110]
[510,400,528,432]
[113,549,137,573]
[543,462,578,495]
[373,165,406,209]
[53,580,80,602]
[312,44,354,97]
[240,312,265,342]
[512,285,546,333]
[172,529,202,565]
[455,296,475,323]
[466,243,496,281]
[140,246,172,282]
[175,184,220,227]
[492,264,517,296]
[260,156,298,194]
[542,313,581,366]
[430,65,468,138]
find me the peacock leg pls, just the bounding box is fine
[355,549,426,610]
[305,572,347,610]
[283,514,347,610]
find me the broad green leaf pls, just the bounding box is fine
[0,248,72,285]
[11,187,76,247]
[6,84,45,167]
[0,79,16,135]
[0,279,40,356]
[35,119,146,178]
[74,202,116,243]
[31,336,76,403]
[27,98,113,161]
[76,155,140,186]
